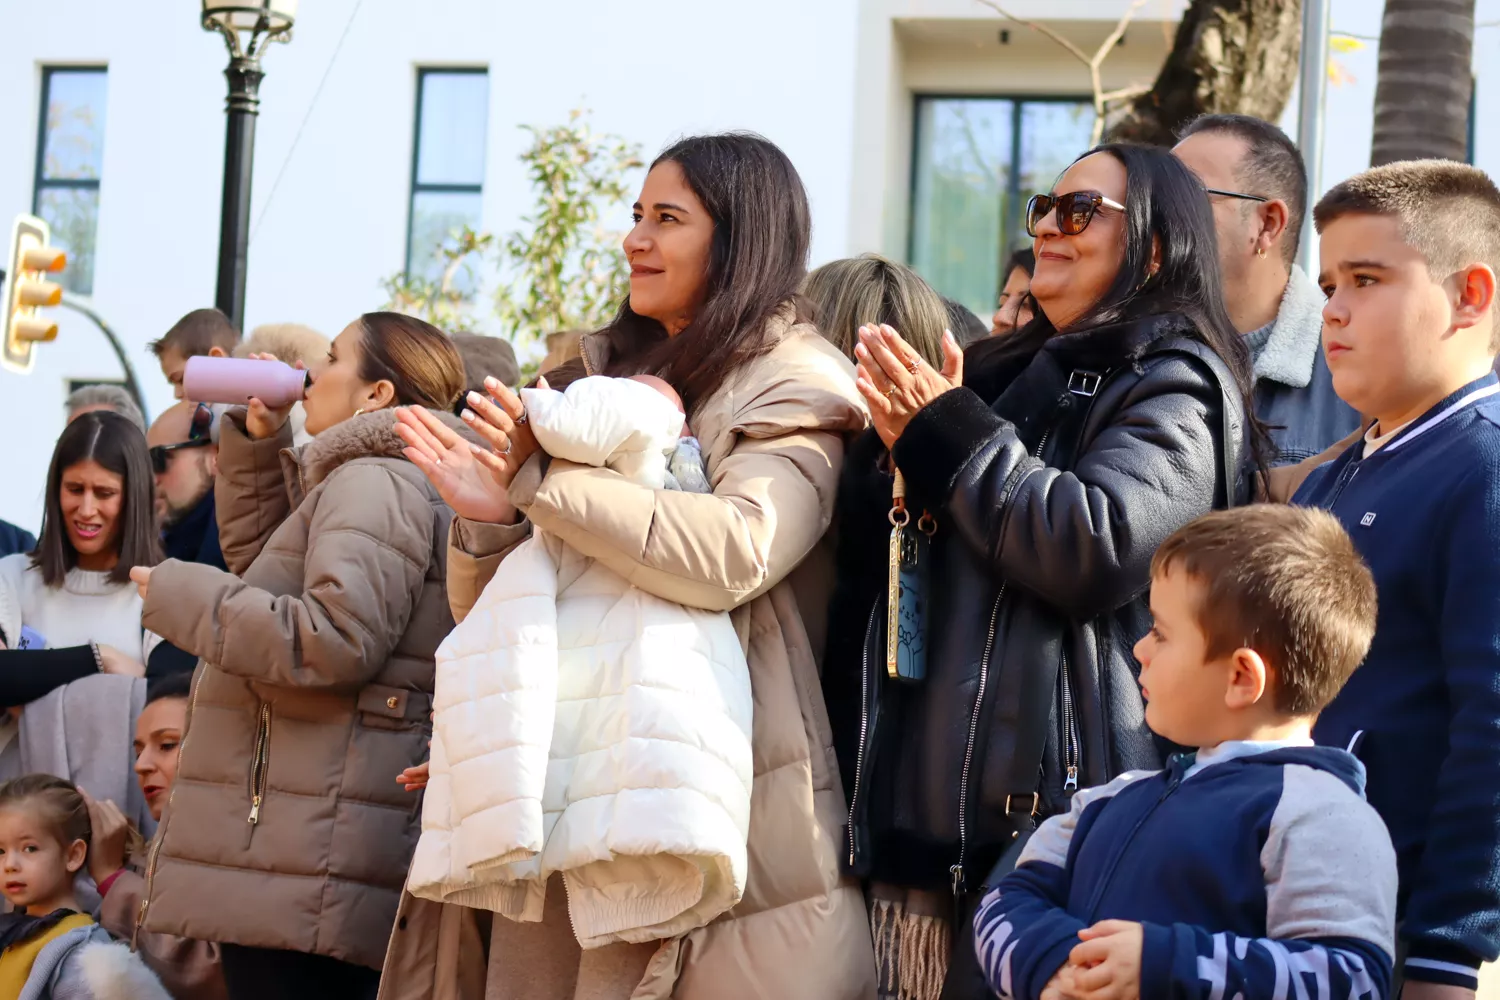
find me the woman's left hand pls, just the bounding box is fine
[81,791,130,885]
[459,376,545,491]
[855,324,964,450]
[129,566,152,601]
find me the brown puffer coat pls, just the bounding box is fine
[380,307,879,1000]
[139,408,469,970]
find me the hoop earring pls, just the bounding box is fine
[353,407,366,417]
[1255,246,1267,259]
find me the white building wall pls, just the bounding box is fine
[2,0,1498,533]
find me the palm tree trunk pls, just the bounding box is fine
[1106,0,1303,146]
[1370,0,1475,166]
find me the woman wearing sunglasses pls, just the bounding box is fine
[0,411,165,705]
[821,143,1267,997]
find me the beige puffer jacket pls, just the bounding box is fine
[380,307,878,1000]
[138,408,469,970]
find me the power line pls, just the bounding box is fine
[249,0,364,245]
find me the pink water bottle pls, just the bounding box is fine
[183,356,309,407]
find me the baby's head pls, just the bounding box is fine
[0,774,91,915]
[626,375,690,436]
[1134,505,1377,748]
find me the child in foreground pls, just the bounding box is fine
[0,774,168,999]
[1296,160,1500,998]
[973,505,1397,1000]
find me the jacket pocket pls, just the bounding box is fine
[356,684,426,733]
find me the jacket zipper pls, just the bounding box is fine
[951,585,1005,897]
[248,703,272,825]
[951,428,1051,897]
[1060,651,1080,792]
[1325,461,1360,509]
[847,602,881,867]
[134,667,207,951]
[1083,759,1186,919]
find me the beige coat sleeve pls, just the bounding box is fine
[213,411,296,576]
[508,370,861,613]
[144,463,434,691]
[445,516,532,624]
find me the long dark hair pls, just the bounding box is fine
[547,132,812,413]
[969,142,1269,467]
[33,411,162,586]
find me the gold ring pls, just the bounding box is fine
[884,386,898,398]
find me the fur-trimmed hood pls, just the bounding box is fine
[138,401,476,970]
[18,923,171,1000]
[286,407,479,494]
[1253,265,1325,389]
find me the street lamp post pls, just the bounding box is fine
[201,1,297,332]
[1296,0,1330,270]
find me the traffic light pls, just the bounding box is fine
[1,215,67,374]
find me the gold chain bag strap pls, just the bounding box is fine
[887,470,936,683]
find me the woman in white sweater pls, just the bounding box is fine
[0,411,164,702]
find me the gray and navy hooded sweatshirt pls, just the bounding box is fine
[1296,372,1500,988]
[973,742,1397,1000]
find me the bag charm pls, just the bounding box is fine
[887,471,936,683]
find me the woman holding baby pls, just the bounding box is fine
[385,133,876,1000]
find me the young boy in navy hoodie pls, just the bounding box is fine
[974,504,1397,1000]
[1295,160,1500,1000]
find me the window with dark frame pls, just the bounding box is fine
[909,95,1093,321]
[405,68,490,284]
[33,67,108,296]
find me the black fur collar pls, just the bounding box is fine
[980,312,1201,451]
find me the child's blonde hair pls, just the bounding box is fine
[0,775,92,856]
[234,323,331,367]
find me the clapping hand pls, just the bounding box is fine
[395,376,546,525]
[854,324,964,449]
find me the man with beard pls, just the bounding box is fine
[146,401,226,571]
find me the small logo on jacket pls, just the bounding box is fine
[1360,512,1377,527]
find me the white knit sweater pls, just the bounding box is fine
[0,554,160,662]
[407,378,755,948]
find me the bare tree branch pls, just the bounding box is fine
[974,0,1149,145]
[1100,83,1153,104]
[972,0,1093,64]
[1094,0,1150,70]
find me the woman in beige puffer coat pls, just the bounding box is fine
[382,133,878,1000]
[132,313,471,1000]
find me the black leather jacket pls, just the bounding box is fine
[823,313,1248,895]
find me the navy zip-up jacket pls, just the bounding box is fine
[974,744,1396,1000]
[1297,373,1500,987]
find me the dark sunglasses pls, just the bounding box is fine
[149,402,213,475]
[1025,190,1127,238]
[1204,187,1269,204]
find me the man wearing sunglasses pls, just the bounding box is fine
[145,401,226,572]
[1174,114,1361,470]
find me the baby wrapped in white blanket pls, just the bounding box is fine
[407,375,753,949]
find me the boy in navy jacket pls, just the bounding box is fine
[1295,160,1500,999]
[974,505,1397,1000]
